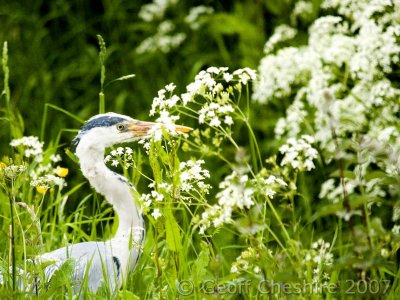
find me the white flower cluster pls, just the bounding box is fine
[291,0,314,23]
[253,172,288,199]
[179,159,211,195]
[140,160,210,220]
[138,0,178,22]
[138,2,215,54]
[140,182,169,220]
[150,82,180,122]
[304,239,334,290]
[30,162,67,189]
[104,146,135,168]
[9,136,67,190]
[150,67,256,132]
[254,3,400,147]
[392,225,400,235]
[274,97,308,138]
[0,164,26,179]
[279,135,318,171]
[197,171,254,234]
[306,239,333,265]
[50,154,62,163]
[10,136,44,162]
[230,247,261,274]
[255,46,321,102]
[321,0,395,29]
[254,1,400,226]
[150,82,180,119]
[136,20,186,54]
[185,6,214,30]
[255,1,400,104]
[319,177,386,206]
[264,24,297,54]
[140,182,167,205]
[30,174,65,189]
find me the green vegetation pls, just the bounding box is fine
[1,0,400,299]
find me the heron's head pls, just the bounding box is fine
[72,112,191,151]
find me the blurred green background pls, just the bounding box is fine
[0,0,318,149]
[0,0,323,234]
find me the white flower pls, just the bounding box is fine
[165,82,176,92]
[116,147,124,155]
[381,248,389,258]
[223,72,233,82]
[125,147,133,155]
[229,247,260,274]
[224,116,234,125]
[31,174,66,189]
[392,225,400,235]
[292,1,314,22]
[233,68,257,84]
[264,24,297,53]
[185,6,214,30]
[197,171,255,233]
[209,117,221,127]
[230,265,239,273]
[152,208,162,220]
[149,67,255,141]
[279,135,318,171]
[179,159,211,194]
[10,136,44,162]
[136,21,186,54]
[50,154,62,162]
[138,0,178,22]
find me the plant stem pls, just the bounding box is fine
[8,180,16,291]
[97,35,107,114]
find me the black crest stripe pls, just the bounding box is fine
[81,116,126,133]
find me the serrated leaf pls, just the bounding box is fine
[310,202,343,221]
[193,242,210,281]
[164,209,182,252]
[149,141,162,183]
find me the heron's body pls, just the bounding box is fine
[0,112,190,295]
[37,113,147,293]
[40,240,125,293]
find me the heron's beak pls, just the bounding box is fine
[128,121,192,136]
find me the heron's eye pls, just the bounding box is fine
[116,124,127,132]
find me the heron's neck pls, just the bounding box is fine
[76,145,144,237]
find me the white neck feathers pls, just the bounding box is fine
[75,142,144,237]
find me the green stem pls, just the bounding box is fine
[2,42,10,109]
[264,195,291,242]
[14,202,28,289]
[97,35,107,114]
[236,107,263,171]
[9,180,16,291]
[99,91,105,114]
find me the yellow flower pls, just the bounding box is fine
[36,186,48,194]
[55,166,69,177]
[0,162,6,169]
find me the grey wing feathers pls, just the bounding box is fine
[39,241,121,293]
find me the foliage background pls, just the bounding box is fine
[0,0,293,220]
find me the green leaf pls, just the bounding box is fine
[117,290,141,300]
[192,242,210,282]
[310,202,343,221]
[149,140,162,183]
[65,148,79,164]
[164,208,182,252]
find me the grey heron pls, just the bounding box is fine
[32,112,191,294]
